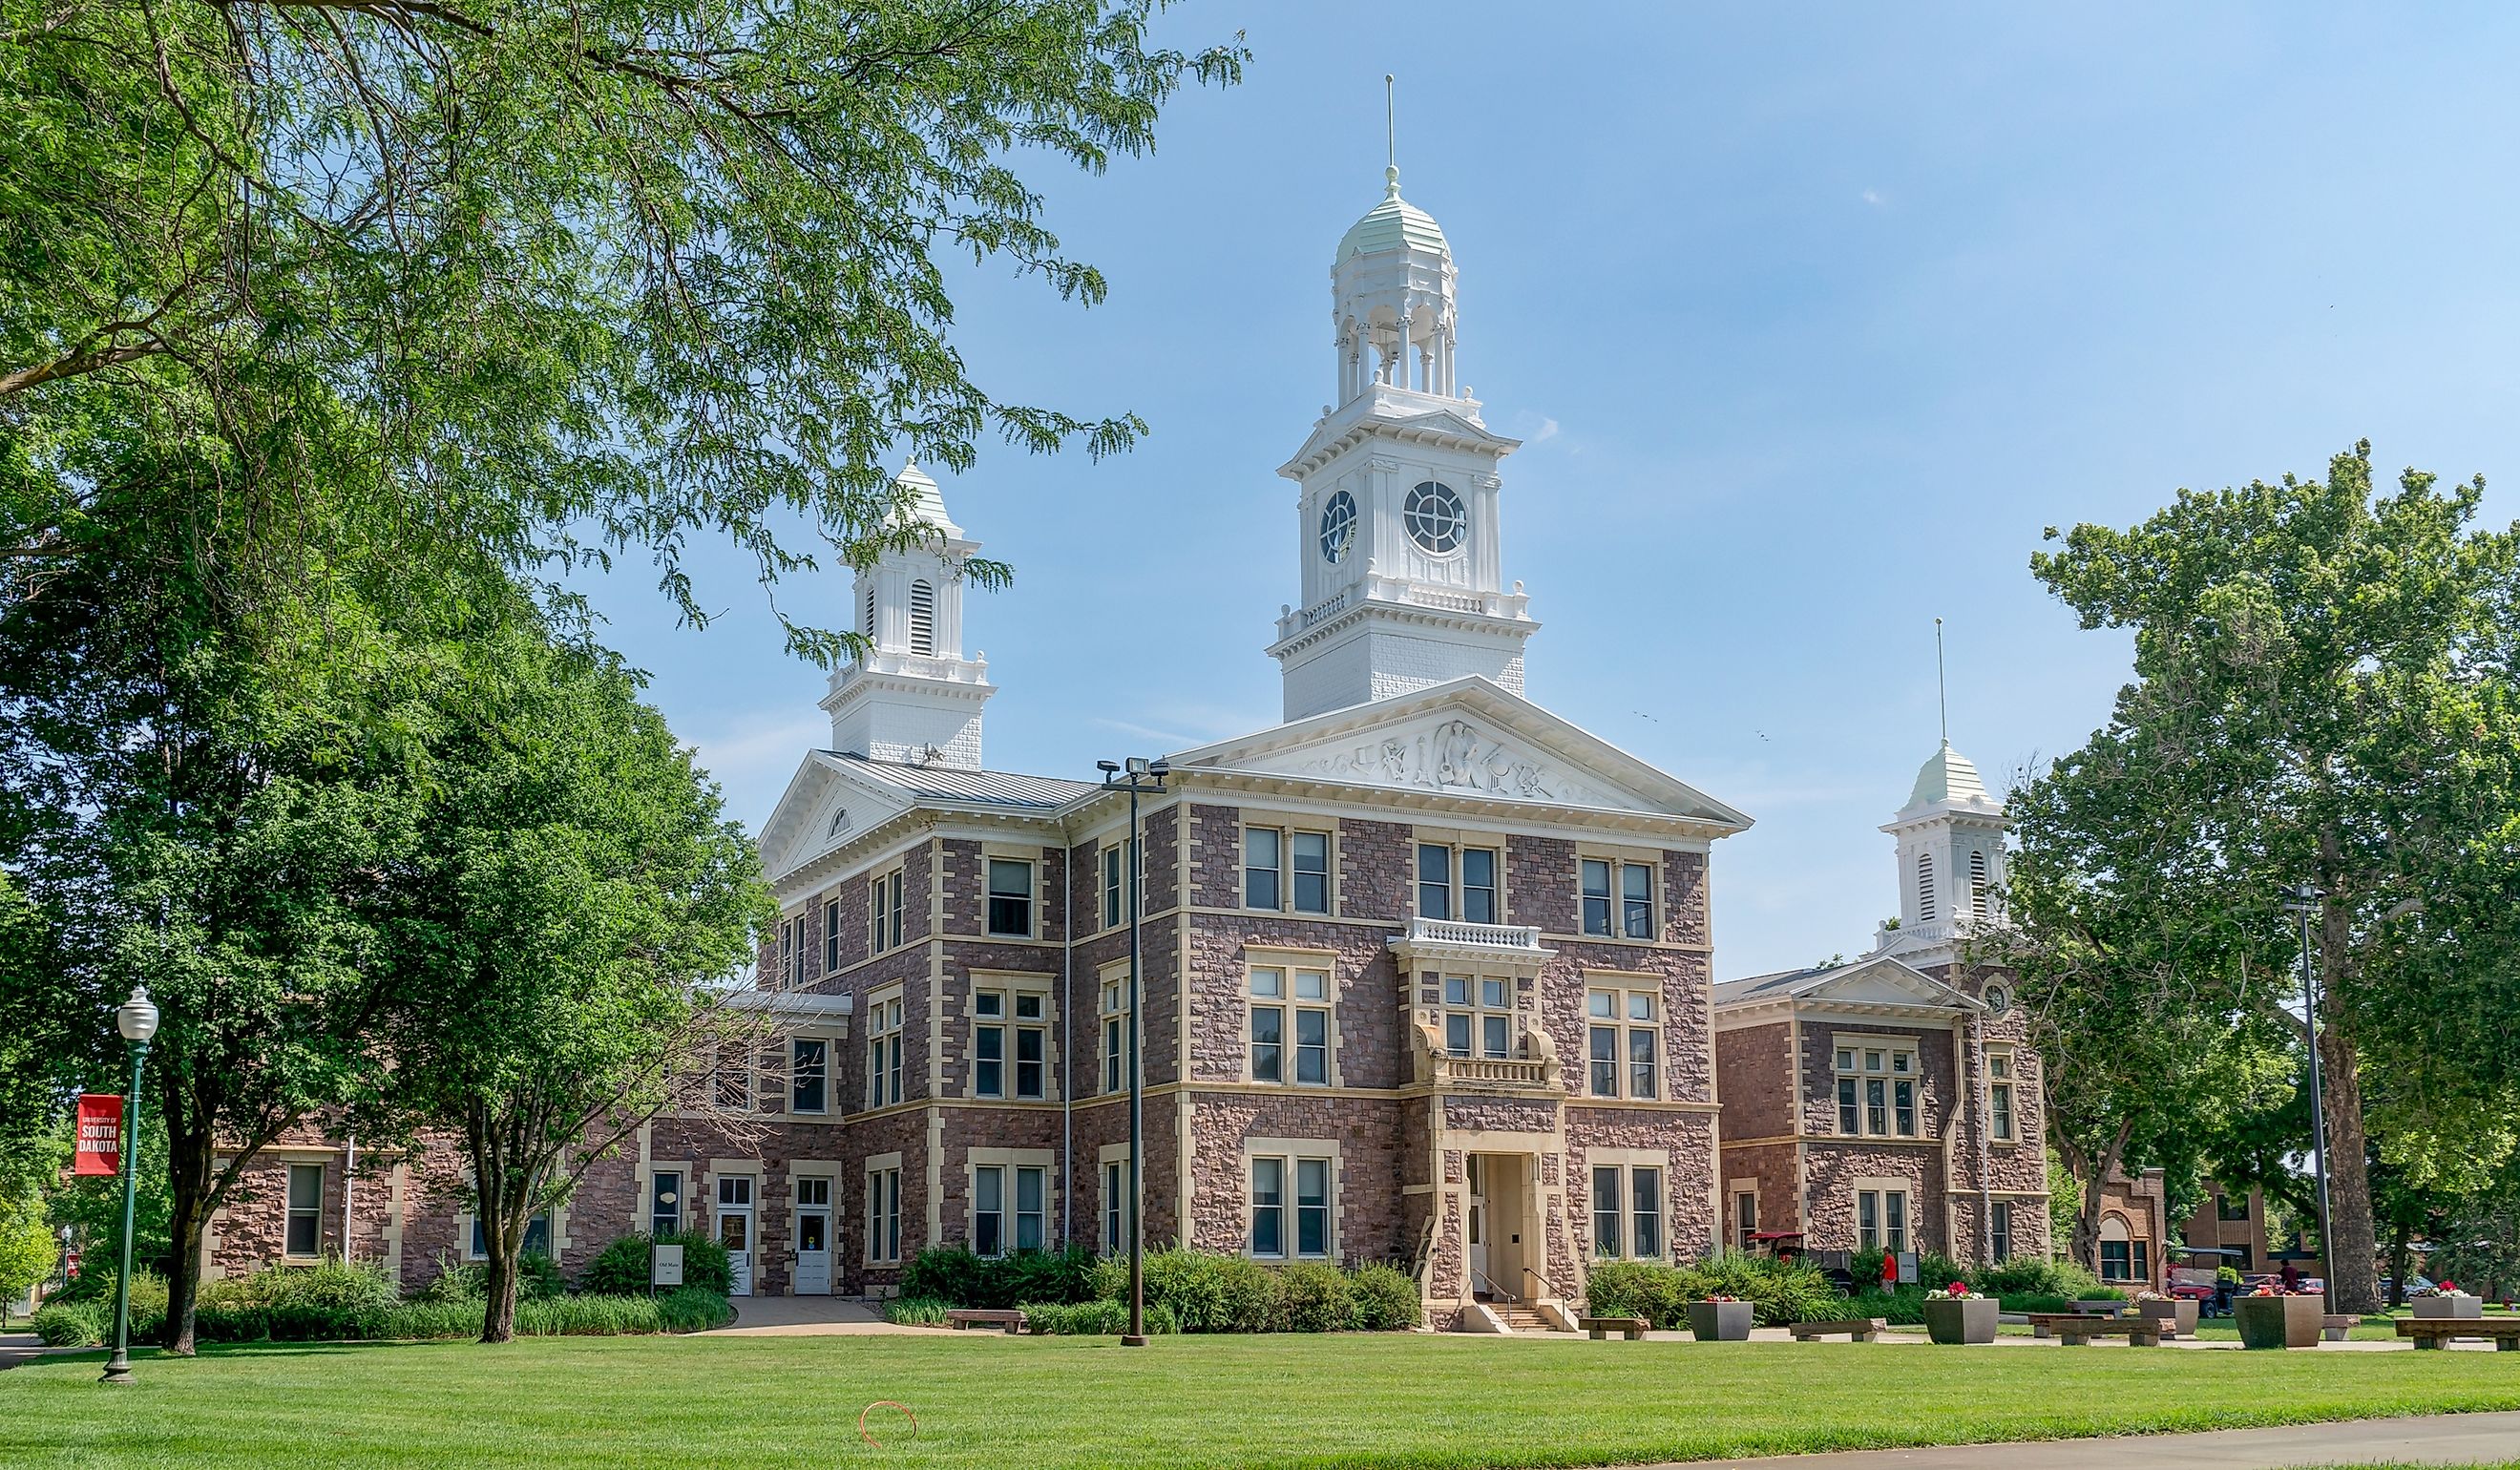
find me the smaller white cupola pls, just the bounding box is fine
[821,463,993,768]
[1871,741,2008,969]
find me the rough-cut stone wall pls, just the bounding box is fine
[1186,804,1242,910]
[1663,850,1710,947]
[1796,1018,1956,1140]
[1801,1140,1947,1254]
[1142,804,1182,915]
[1186,911,1405,1089]
[1538,941,1713,1103]
[1338,817,1413,923]
[1715,1021,1794,1141]
[1185,1095,1408,1266]
[1568,1107,1718,1266]
[1718,1140,1800,1247]
[1505,834,1576,933]
[847,1108,927,1296]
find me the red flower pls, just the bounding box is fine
[2440,1281,2459,1293]
[1947,1282,1967,1295]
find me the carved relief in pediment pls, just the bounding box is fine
[1292,718,1612,806]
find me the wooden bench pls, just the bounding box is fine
[1788,1318,1887,1342]
[2322,1313,2360,1342]
[1581,1315,1650,1341]
[2398,1317,2520,1351]
[2026,1312,2166,1347]
[944,1308,1027,1334]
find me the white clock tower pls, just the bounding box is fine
[1268,160,1536,721]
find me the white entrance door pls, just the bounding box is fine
[1465,1155,1491,1296]
[718,1175,755,1296]
[794,1177,832,1295]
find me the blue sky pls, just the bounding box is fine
[578,3,2520,978]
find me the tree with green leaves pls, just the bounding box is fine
[4,0,1244,657]
[381,627,766,1342]
[2015,442,2520,1311]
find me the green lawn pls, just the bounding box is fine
[5,1334,2519,1468]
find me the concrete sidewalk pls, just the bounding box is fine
[1680,1411,2520,1469]
[702,1295,929,1336]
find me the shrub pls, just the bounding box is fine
[48,1269,168,1340]
[1349,1263,1423,1331]
[1277,1261,1355,1333]
[899,1246,1098,1311]
[1586,1253,1834,1329]
[653,1287,737,1334]
[1842,1286,1927,1325]
[1584,1260,1687,1328]
[420,1251,569,1304]
[578,1230,732,1297]
[1972,1255,2111,1302]
[884,1295,954,1326]
[1019,1298,1181,1335]
[1214,1255,1283,1333]
[1139,1247,1228,1331]
[32,1302,105,1347]
[380,1299,483,1340]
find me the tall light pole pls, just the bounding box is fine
[99,985,158,1386]
[2281,883,2335,1313]
[1098,756,1166,1347]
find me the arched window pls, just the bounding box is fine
[909,579,935,655]
[1968,850,1989,917]
[1917,851,1937,923]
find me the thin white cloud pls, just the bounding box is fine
[1860,188,1885,207]
[1529,416,1562,444]
[1091,715,1199,747]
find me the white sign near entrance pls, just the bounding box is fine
[652,1243,684,1288]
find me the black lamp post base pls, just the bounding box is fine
[98,1357,135,1385]
[1120,1334,1148,1347]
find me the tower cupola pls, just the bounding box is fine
[821,462,994,767]
[1872,741,2009,968]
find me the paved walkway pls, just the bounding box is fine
[1680,1411,2520,1469]
[702,1295,926,1335]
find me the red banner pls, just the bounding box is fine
[74,1093,123,1177]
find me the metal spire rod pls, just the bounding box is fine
[1385,74,1396,172]
[1934,617,1948,745]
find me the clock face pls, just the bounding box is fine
[1405,480,1466,555]
[1318,490,1357,563]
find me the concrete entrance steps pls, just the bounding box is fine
[1491,1303,1566,1334]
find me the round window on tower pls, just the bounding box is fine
[1404,480,1465,555]
[1984,982,2011,1018]
[1318,491,1357,564]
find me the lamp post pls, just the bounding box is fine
[100,985,158,1386]
[2281,883,2335,1314]
[1098,756,1166,1347]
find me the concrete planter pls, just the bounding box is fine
[2236,1294,2323,1349]
[1923,1297,1999,1345]
[2135,1298,2200,1336]
[2411,1294,2483,1320]
[1687,1300,1754,1341]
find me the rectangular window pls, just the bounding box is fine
[974,990,1006,1098]
[1858,1190,1880,1251]
[1865,1078,1887,1136]
[1989,1052,2014,1142]
[1014,994,1046,1101]
[1104,1160,1126,1253]
[1250,1158,1286,1257]
[713,1047,750,1112]
[2132,1239,2150,1284]
[286,1164,324,1257]
[986,859,1033,936]
[869,1167,901,1264]
[2217,1192,2251,1223]
[974,1165,1005,1257]
[1629,1167,1664,1260]
[2100,1239,2132,1281]
[1015,1166,1046,1252]
[1735,1190,1757,1252]
[1591,1166,1622,1258]
[1443,973,1513,1063]
[1102,977,1128,1096]
[791,1038,828,1115]
[1243,827,1281,911]
[650,1170,682,1238]
[1295,972,1331,1084]
[1621,862,1655,939]
[1295,1158,1331,1258]
[1586,986,1659,1099]
[1582,858,1654,938]
[1102,843,1124,930]
[470,1210,549,1261]
[780,918,796,988]
[1250,967,1285,1082]
[871,868,905,953]
[868,994,904,1109]
[1838,1042,1922,1137]
[823,897,840,972]
[1292,831,1330,914]
[1838,1077,1860,1135]
[1990,1202,2013,1263]
[1460,847,1497,925]
[1416,843,1451,921]
[1893,1078,1917,1137]
[1886,1190,1908,1254]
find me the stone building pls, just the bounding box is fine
[1711,744,2051,1268]
[202,157,2039,1328]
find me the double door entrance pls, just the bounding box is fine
[1464,1153,1535,1303]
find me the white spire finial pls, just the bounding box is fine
[1384,74,1400,197]
[1934,616,1948,746]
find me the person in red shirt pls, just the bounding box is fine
[1881,1250,1899,1291]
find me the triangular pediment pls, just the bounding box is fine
[757,752,914,881]
[1167,678,1750,829]
[1800,956,1977,1011]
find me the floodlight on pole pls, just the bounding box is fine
[1101,756,1168,1346]
[2281,881,2335,1314]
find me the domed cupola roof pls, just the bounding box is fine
[1336,167,1449,262]
[1905,741,1994,811]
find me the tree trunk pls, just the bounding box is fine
[2315,1017,2381,1312]
[480,1239,520,1344]
[158,1083,216,1356]
[2388,1219,2410,1309]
